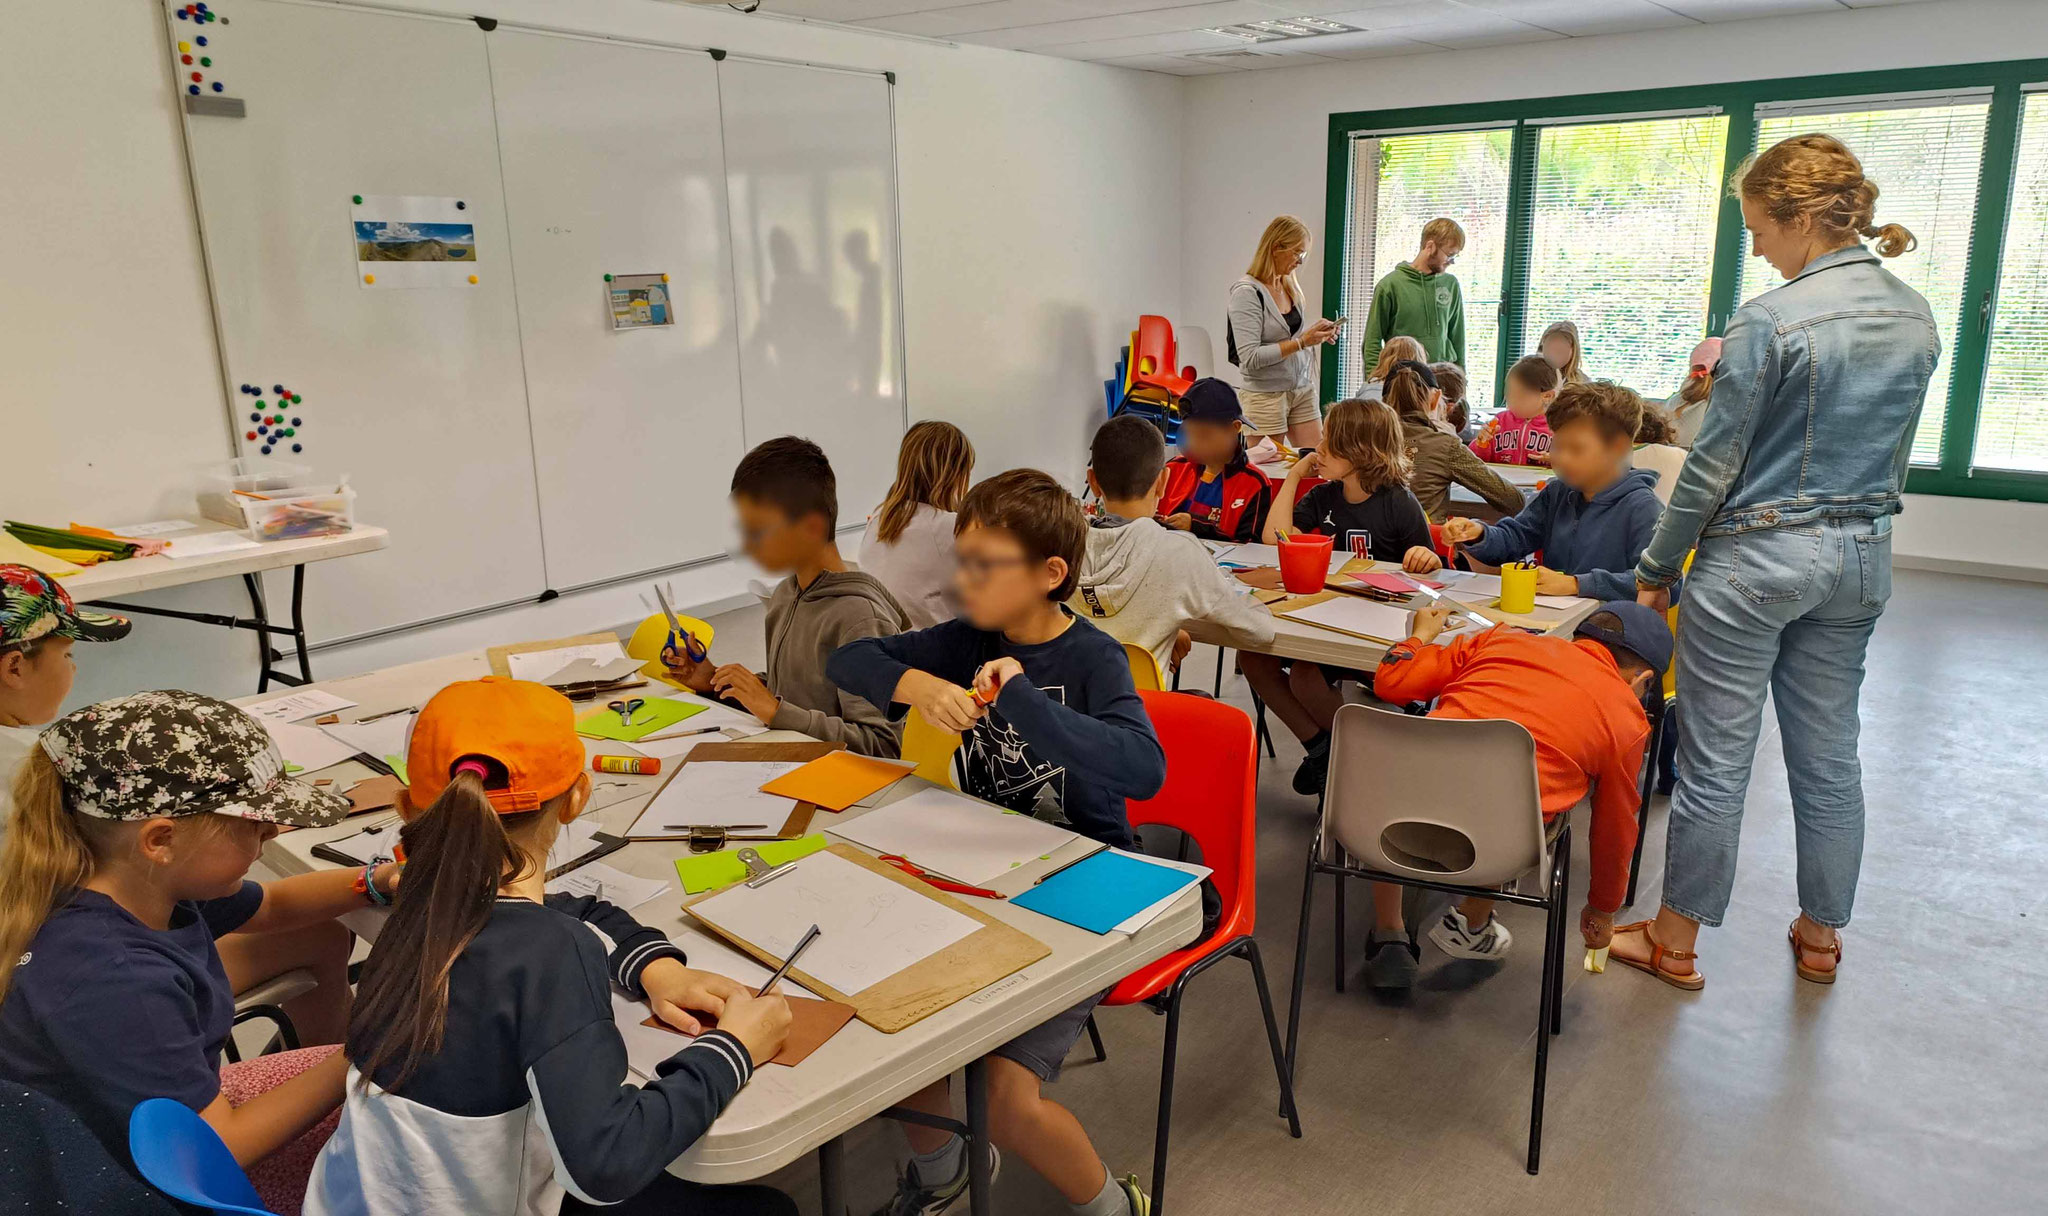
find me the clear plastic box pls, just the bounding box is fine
[202,456,316,496]
[199,485,357,542]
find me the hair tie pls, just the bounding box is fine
[452,759,491,781]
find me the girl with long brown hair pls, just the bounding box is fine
[859,420,975,629]
[306,677,793,1216]
[0,690,376,1214]
[1382,360,1524,520]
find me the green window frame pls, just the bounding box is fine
[1321,57,2048,505]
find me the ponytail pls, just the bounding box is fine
[0,751,96,1006]
[1382,365,1434,424]
[1864,222,1916,259]
[347,771,538,1089]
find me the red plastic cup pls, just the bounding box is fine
[1277,533,1334,594]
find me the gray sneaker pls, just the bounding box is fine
[874,1143,1001,1216]
[1366,930,1419,989]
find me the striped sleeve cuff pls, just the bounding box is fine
[662,1029,754,1090]
[611,935,688,999]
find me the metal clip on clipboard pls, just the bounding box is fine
[738,847,800,888]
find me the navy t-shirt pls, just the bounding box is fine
[0,882,263,1159]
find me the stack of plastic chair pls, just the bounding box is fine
[1112,316,1191,440]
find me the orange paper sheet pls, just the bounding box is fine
[758,750,914,812]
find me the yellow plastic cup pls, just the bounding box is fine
[1499,564,1538,615]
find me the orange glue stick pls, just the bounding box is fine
[593,754,659,776]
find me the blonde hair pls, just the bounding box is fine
[1322,398,1411,495]
[1368,335,1426,387]
[1247,216,1311,296]
[1678,369,1714,408]
[1420,217,1465,253]
[0,751,228,1005]
[1540,321,1586,384]
[874,421,975,545]
[1738,133,1916,258]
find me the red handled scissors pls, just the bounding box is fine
[879,854,1004,899]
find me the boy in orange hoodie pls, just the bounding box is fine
[1357,600,1670,989]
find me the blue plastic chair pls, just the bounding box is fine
[128,1098,278,1216]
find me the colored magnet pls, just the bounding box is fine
[196,36,208,46]
[468,274,478,284]
[352,194,363,204]
[201,57,211,66]
[283,428,295,437]
[273,384,284,394]
[292,444,303,453]
[362,273,374,284]
[212,83,224,92]
[178,41,190,51]
[249,413,260,423]
[661,273,670,282]
[182,54,193,64]
[260,445,272,455]
[188,85,200,94]
[603,273,614,282]
[190,72,202,82]
[246,431,257,441]
[176,9,188,18]
[257,424,269,434]
[291,417,302,426]
[456,200,466,210]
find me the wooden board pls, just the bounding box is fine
[487,632,625,679]
[633,739,846,841]
[682,843,1051,1034]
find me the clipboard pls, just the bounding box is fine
[628,739,843,842]
[682,844,1050,1033]
[487,632,625,680]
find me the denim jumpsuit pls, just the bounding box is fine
[1636,245,1940,928]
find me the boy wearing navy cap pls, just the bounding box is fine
[1355,600,1670,989]
[1158,378,1273,545]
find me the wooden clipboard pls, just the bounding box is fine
[1274,590,1412,645]
[681,844,1050,1033]
[628,739,843,842]
[487,632,624,679]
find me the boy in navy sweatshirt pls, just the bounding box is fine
[1442,380,1668,602]
[829,469,1164,1216]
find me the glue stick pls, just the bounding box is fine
[593,754,659,776]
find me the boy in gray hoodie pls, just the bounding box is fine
[1072,415,1275,676]
[663,436,909,756]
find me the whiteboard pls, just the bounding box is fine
[719,60,907,528]
[488,32,747,591]
[175,1,545,640]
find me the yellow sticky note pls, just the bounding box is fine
[759,750,915,812]
[1584,946,1609,974]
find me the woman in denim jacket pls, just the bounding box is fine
[1607,135,1938,990]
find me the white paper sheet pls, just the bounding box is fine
[109,519,206,538]
[544,819,608,873]
[1532,594,1581,610]
[320,713,416,767]
[1214,542,1349,576]
[627,726,768,761]
[505,641,629,682]
[164,531,262,559]
[1110,850,1211,934]
[688,851,979,996]
[548,860,670,910]
[245,689,357,724]
[826,787,1079,885]
[1284,596,1421,643]
[266,721,360,773]
[627,761,803,836]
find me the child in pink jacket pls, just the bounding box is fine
[1470,355,1560,467]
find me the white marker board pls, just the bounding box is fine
[171,0,905,641]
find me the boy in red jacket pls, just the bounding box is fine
[1358,599,1670,989]
[1159,379,1273,544]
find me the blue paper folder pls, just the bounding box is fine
[1010,849,1198,935]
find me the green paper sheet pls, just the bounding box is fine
[674,834,831,894]
[383,755,409,784]
[576,697,707,742]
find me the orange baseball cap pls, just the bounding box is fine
[406,677,585,813]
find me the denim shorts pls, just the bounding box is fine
[991,989,1109,1083]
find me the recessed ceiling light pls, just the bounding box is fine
[1206,15,1360,42]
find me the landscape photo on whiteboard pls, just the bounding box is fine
[354,220,475,263]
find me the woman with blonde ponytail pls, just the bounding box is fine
[1614,133,1939,994]
[305,677,794,1216]
[0,691,381,1214]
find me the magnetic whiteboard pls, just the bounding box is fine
[487,31,747,591]
[720,59,907,526]
[173,1,905,640]
[176,1,546,641]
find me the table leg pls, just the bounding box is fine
[244,572,277,694]
[965,1058,992,1216]
[287,564,312,684]
[818,1135,846,1216]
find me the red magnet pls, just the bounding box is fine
[181,54,193,64]
[191,72,202,82]
[246,431,258,441]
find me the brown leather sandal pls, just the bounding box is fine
[1788,921,1841,985]
[1611,920,1704,991]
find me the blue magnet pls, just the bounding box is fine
[188,84,200,94]
[291,444,303,453]
[249,413,260,423]
[273,384,285,394]
[455,200,466,210]
[212,82,223,92]
[257,424,269,434]
[291,417,302,426]
[196,35,208,46]
[260,445,272,455]
[177,10,188,18]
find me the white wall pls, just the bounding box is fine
[1180,0,2048,578]
[3,0,1183,709]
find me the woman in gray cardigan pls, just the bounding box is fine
[1228,216,1338,447]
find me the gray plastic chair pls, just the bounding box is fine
[1284,701,1574,1175]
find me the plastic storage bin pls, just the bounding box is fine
[202,456,315,496]
[199,486,356,541]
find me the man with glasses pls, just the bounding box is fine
[1361,217,1467,371]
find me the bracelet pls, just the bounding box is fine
[355,862,391,907]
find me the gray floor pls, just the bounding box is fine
[707,568,2048,1215]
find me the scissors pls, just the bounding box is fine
[879,854,1004,899]
[654,582,707,663]
[607,697,646,727]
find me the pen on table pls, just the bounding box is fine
[636,723,729,744]
[757,924,821,997]
[661,822,767,833]
[355,705,418,724]
[1031,845,1107,886]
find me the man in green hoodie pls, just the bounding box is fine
[1361,217,1466,372]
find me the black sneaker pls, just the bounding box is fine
[1365,930,1419,989]
[1291,731,1332,796]
[873,1144,1001,1216]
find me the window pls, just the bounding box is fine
[1977,90,2048,473]
[1742,96,1991,465]
[1341,127,1511,406]
[1326,56,2048,503]
[1524,113,1728,399]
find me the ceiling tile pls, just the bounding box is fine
[1319,2,1473,31]
[1098,52,1242,74]
[1656,0,1842,17]
[1453,0,1697,35]
[762,0,990,22]
[1291,28,1441,57]
[1383,13,1564,46]
[1034,29,1249,59]
[850,0,1093,36]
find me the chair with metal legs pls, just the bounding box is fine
[1283,703,1573,1175]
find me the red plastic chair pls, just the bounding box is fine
[1101,691,1301,1212]
[1131,315,1193,399]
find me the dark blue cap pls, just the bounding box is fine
[1575,600,1673,677]
[1179,377,1242,423]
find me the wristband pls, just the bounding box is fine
[355,862,391,907]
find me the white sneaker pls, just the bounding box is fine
[1428,907,1513,960]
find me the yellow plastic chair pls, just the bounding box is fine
[900,709,962,789]
[1123,642,1165,693]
